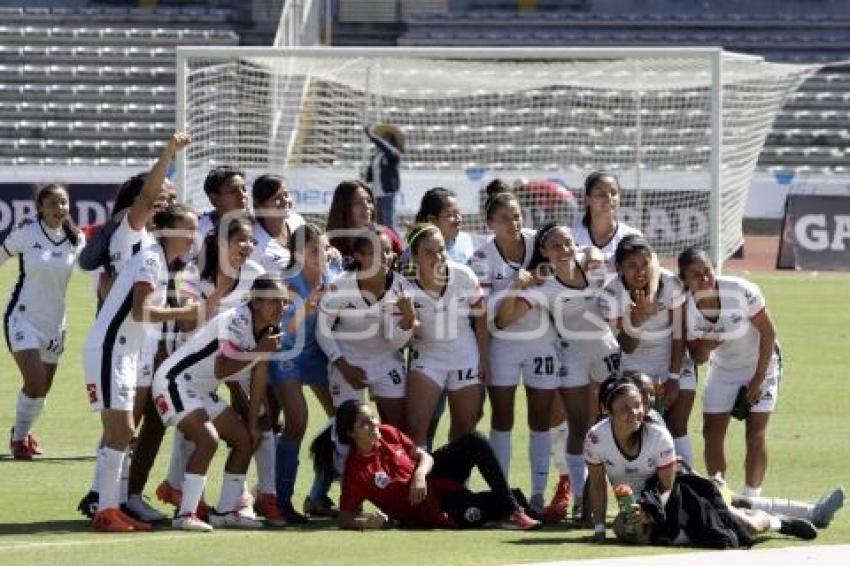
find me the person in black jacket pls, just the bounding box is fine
[363,124,404,235]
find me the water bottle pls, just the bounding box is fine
[614,483,637,535]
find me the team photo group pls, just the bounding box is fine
[1,129,844,548]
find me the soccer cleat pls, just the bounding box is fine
[92,508,135,533]
[77,490,99,519]
[779,516,818,540]
[501,508,542,531]
[155,480,182,508]
[280,500,308,525]
[173,513,213,532]
[254,493,287,527]
[196,500,214,523]
[209,511,264,529]
[548,474,572,509]
[124,494,167,523]
[118,509,153,532]
[812,487,845,528]
[26,434,43,456]
[303,495,339,518]
[541,501,568,524]
[10,438,34,460]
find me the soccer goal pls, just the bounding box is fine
[174,47,818,267]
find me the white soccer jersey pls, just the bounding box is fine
[1,218,84,336]
[686,275,768,370]
[572,219,641,272]
[154,303,259,396]
[599,268,685,376]
[84,243,168,353]
[181,258,265,318]
[250,214,305,278]
[583,418,677,493]
[316,270,414,366]
[408,261,484,370]
[108,212,156,276]
[470,228,536,298]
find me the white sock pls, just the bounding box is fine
[529,430,551,497]
[749,497,813,520]
[119,449,131,504]
[179,473,207,517]
[166,430,189,489]
[97,447,126,511]
[13,393,45,440]
[90,442,102,492]
[489,429,512,481]
[254,430,276,495]
[673,436,694,468]
[550,421,569,476]
[567,453,588,495]
[768,514,782,531]
[217,472,247,514]
[743,485,762,498]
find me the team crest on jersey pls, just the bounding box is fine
[588,431,599,444]
[647,458,656,468]
[729,313,743,324]
[14,331,24,342]
[86,384,98,404]
[373,471,390,489]
[154,394,169,416]
[463,507,482,522]
[473,250,486,259]
[32,242,43,250]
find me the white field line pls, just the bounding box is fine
[0,530,279,552]
[515,544,850,566]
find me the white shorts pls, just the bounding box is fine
[152,379,229,427]
[488,339,560,390]
[137,349,156,388]
[625,357,698,392]
[84,346,138,412]
[329,355,406,408]
[556,339,621,389]
[5,313,65,364]
[702,351,781,414]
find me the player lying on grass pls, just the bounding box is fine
[588,377,824,547]
[311,400,541,531]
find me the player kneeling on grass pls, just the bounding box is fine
[151,275,287,532]
[313,400,541,531]
[587,378,820,547]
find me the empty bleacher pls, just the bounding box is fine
[0,5,239,166]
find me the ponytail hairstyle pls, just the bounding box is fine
[403,223,442,278]
[677,245,711,287]
[285,222,323,270]
[581,170,621,228]
[199,212,255,283]
[152,202,196,269]
[334,400,369,446]
[483,178,519,221]
[113,172,148,216]
[527,221,567,275]
[415,187,455,223]
[35,183,81,246]
[598,376,640,415]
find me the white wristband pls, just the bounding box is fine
[667,371,680,381]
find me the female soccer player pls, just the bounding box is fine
[251,174,305,277]
[413,187,475,265]
[328,400,540,531]
[471,184,559,515]
[586,378,817,546]
[678,246,781,497]
[325,180,404,263]
[600,235,696,467]
[152,275,287,531]
[496,222,620,519]
[83,203,199,532]
[403,224,487,448]
[270,223,341,522]
[2,184,84,459]
[316,228,416,429]
[157,214,281,525]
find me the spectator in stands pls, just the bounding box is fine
[363,123,404,235]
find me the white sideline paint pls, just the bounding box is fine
[516,544,849,566]
[0,531,277,552]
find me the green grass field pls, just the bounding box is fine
[0,267,847,565]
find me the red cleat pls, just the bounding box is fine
[155,480,182,507]
[26,434,43,456]
[254,492,287,527]
[549,474,572,509]
[93,508,135,533]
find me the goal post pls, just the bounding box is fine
[174,46,819,268]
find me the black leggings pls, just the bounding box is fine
[430,432,518,527]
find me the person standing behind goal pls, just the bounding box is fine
[363,123,404,235]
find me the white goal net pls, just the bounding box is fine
[175,47,818,265]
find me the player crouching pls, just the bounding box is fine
[152,275,286,531]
